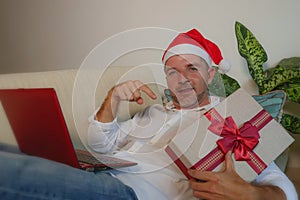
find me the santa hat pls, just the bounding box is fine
[162,29,231,74]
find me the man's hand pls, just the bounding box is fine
[96,80,156,123]
[188,151,286,200]
[112,80,157,105]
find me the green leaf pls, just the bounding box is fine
[235,21,267,91]
[281,113,300,134]
[209,67,240,97]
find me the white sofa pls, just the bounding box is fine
[0,66,164,150]
[0,66,289,171]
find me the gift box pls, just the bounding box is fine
[165,88,294,182]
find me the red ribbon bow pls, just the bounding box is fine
[208,116,260,161]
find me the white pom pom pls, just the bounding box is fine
[218,59,231,74]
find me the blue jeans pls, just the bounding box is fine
[0,143,138,200]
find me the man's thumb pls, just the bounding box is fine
[225,150,235,172]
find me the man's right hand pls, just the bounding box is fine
[111,80,157,105]
[96,80,157,123]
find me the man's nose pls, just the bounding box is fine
[177,73,189,83]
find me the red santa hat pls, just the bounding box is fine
[162,29,231,74]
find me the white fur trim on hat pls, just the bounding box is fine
[218,59,231,74]
[162,44,212,66]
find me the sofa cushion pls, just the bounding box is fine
[252,90,286,122]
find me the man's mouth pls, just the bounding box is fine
[176,87,194,94]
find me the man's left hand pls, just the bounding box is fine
[188,151,253,199]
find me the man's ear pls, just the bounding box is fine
[207,67,216,84]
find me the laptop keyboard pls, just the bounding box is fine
[76,152,103,165]
[75,150,132,166]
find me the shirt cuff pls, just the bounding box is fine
[254,162,298,200]
[88,110,118,128]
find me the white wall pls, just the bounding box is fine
[1,0,300,93]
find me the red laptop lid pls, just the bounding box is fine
[0,88,80,168]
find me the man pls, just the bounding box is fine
[88,29,297,199]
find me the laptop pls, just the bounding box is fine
[0,88,137,171]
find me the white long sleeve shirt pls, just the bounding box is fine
[88,103,298,200]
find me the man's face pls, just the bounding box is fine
[165,54,215,109]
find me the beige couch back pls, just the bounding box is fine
[0,66,164,150]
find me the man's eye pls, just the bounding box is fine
[167,70,177,76]
[189,67,198,71]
